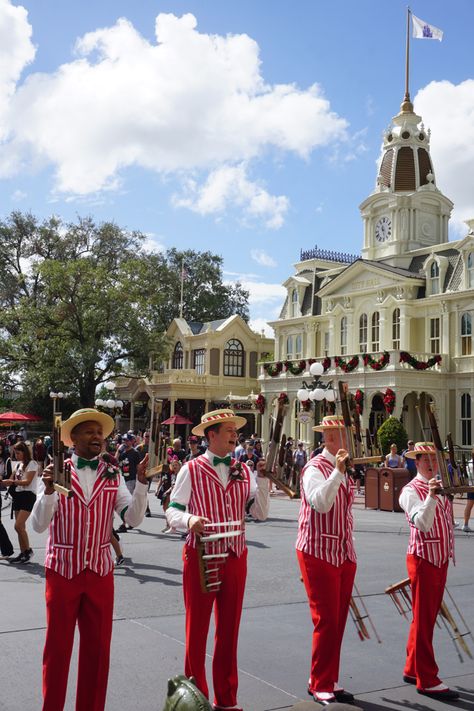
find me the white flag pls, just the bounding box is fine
[412,14,443,41]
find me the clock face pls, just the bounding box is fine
[375,216,392,243]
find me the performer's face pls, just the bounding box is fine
[415,453,438,480]
[71,421,104,459]
[207,423,238,456]
[323,427,347,455]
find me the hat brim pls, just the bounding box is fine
[404,449,440,460]
[312,424,348,432]
[192,415,247,437]
[61,411,115,447]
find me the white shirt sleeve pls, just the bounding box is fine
[248,476,270,521]
[31,489,58,533]
[302,460,346,514]
[166,463,193,530]
[115,477,148,527]
[398,482,437,533]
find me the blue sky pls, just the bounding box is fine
[1,0,473,334]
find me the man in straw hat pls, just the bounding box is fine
[398,442,458,700]
[31,408,150,711]
[166,408,270,711]
[296,415,357,706]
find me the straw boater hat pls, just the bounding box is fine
[61,408,115,447]
[313,415,346,433]
[404,441,438,459]
[192,408,247,437]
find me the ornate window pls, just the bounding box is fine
[430,261,440,295]
[392,308,400,349]
[429,318,440,354]
[359,314,368,353]
[461,313,472,356]
[340,317,348,355]
[192,348,205,375]
[461,393,472,446]
[371,312,380,352]
[286,336,293,358]
[468,253,474,288]
[291,288,299,317]
[295,334,303,359]
[172,341,183,369]
[224,339,244,377]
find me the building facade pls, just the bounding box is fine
[260,92,474,453]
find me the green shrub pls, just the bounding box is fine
[376,416,408,456]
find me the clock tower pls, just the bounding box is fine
[360,95,453,266]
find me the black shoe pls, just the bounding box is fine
[115,555,125,567]
[403,675,416,685]
[145,510,151,517]
[9,552,26,564]
[417,688,460,701]
[19,551,31,564]
[117,524,128,533]
[334,689,355,704]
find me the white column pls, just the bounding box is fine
[170,398,176,441]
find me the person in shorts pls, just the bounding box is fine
[2,441,38,563]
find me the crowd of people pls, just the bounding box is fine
[0,409,473,710]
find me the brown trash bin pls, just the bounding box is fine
[379,467,410,512]
[364,467,380,509]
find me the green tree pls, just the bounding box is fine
[376,416,408,456]
[0,212,249,408]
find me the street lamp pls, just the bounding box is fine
[95,383,123,432]
[49,390,64,417]
[296,361,336,404]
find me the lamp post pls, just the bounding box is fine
[95,382,123,433]
[49,390,64,418]
[296,361,336,406]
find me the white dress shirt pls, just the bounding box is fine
[302,448,347,513]
[398,473,438,533]
[31,453,148,533]
[166,448,269,530]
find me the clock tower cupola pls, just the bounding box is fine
[360,95,453,266]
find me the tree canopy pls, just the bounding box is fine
[0,212,249,410]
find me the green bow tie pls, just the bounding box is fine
[76,457,99,470]
[213,455,231,467]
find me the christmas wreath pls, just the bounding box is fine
[354,389,364,415]
[322,356,331,372]
[263,361,283,377]
[363,351,390,371]
[256,394,266,415]
[278,392,289,405]
[334,355,359,373]
[399,351,442,370]
[383,388,396,414]
[284,359,306,375]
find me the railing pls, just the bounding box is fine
[300,245,359,264]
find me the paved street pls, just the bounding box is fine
[1,490,473,711]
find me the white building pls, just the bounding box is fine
[260,92,474,452]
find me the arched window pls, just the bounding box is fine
[461,313,472,355]
[392,308,400,349]
[286,336,293,358]
[461,393,472,446]
[224,339,244,377]
[295,334,303,359]
[430,261,440,294]
[371,312,380,352]
[172,341,183,369]
[359,314,368,353]
[291,288,299,317]
[468,253,474,288]
[340,316,348,355]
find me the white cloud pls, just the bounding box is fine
[240,278,286,306]
[248,317,275,338]
[11,188,26,201]
[0,8,349,228]
[250,248,277,267]
[142,232,166,253]
[414,80,474,232]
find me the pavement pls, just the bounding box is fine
[0,488,473,711]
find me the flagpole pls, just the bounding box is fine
[179,258,184,318]
[404,7,411,104]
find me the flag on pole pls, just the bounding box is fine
[412,14,443,41]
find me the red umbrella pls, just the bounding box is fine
[0,411,42,421]
[161,414,193,425]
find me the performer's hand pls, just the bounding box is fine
[136,453,149,484]
[188,515,210,535]
[256,459,267,478]
[42,464,55,495]
[336,449,349,474]
[1,479,14,486]
[428,477,438,499]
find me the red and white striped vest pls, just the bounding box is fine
[296,453,356,567]
[402,477,454,567]
[45,459,119,579]
[186,455,251,558]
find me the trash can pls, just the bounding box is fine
[379,468,410,512]
[364,467,380,509]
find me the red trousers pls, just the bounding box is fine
[42,567,114,711]
[297,550,356,693]
[183,545,247,709]
[404,553,448,689]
